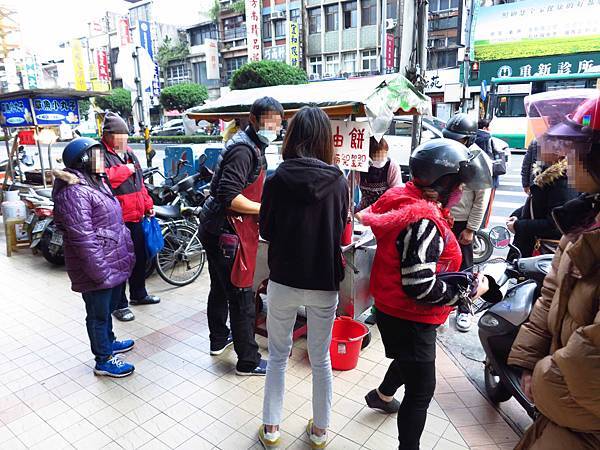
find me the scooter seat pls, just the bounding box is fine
[36,188,53,199]
[154,205,180,219]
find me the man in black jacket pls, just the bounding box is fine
[198,97,284,376]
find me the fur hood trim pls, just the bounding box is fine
[52,169,80,185]
[533,158,568,187]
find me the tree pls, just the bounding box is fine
[230,60,308,90]
[159,83,209,112]
[78,99,91,121]
[156,36,189,72]
[94,88,132,117]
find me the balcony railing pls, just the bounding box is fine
[223,27,246,41]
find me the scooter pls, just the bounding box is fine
[477,226,553,419]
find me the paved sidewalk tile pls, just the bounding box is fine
[0,223,520,449]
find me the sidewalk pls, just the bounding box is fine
[0,231,520,450]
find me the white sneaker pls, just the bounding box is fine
[456,312,473,332]
[306,419,328,449]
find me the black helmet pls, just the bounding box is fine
[410,138,493,191]
[62,137,102,169]
[442,113,478,142]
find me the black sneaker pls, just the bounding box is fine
[130,295,160,305]
[236,359,267,376]
[210,334,233,356]
[365,389,401,414]
[113,308,135,322]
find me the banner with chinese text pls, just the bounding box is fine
[385,34,395,69]
[331,120,370,172]
[138,20,161,99]
[118,16,133,47]
[288,21,300,67]
[206,39,220,79]
[70,39,87,91]
[245,0,262,62]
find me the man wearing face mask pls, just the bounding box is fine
[442,113,492,332]
[198,97,284,376]
[100,111,159,323]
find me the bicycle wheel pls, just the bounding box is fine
[156,225,206,286]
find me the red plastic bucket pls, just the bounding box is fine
[329,316,369,371]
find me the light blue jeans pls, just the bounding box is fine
[262,280,338,429]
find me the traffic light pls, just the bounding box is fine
[470,61,480,80]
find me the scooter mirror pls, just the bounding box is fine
[489,226,511,249]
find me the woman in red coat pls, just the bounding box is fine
[358,138,492,450]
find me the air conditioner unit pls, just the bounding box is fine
[385,18,397,30]
[270,11,286,20]
[309,73,320,80]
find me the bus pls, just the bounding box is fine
[487,72,600,151]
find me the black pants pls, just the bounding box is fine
[82,284,122,362]
[376,311,437,450]
[116,221,148,310]
[452,220,473,315]
[200,229,261,372]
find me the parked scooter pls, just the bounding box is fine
[477,226,553,419]
[21,188,65,265]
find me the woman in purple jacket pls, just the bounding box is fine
[53,138,136,377]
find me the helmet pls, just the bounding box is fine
[62,137,102,169]
[442,113,478,142]
[545,93,600,142]
[410,138,493,191]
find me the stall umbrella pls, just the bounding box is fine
[186,74,432,340]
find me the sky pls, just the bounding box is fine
[2,0,212,60]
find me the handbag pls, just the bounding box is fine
[532,238,559,256]
[142,217,164,259]
[490,139,507,177]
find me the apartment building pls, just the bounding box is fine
[303,0,400,79]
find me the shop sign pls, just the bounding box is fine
[138,20,160,98]
[245,0,262,62]
[331,120,370,172]
[118,16,133,47]
[424,68,460,93]
[288,21,300,67]
[70,39,87,91]
[32,97,80,125]
[264,45,286,62]
[385,34,395,69]
[0,98,34,127]
[205,39,220,80]
[469,52,600,86]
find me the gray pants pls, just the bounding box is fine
[262,280,338,429]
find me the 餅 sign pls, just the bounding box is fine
[245,0,262,62]
[331,120,371,172]
[474,0,600,61]
[0,98,34,127]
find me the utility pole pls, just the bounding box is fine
[132,46,154,168]
[410,0,428,151]
[461,1,475,113]
[380,0,387,74]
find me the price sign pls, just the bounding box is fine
[331,120,371,172]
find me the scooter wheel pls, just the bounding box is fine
[473,230,494,264]
[484,358,512,403]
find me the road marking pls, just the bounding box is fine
[492,200,526,209]
[495,189,527,198]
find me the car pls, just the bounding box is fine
[385,116,445,182]
[151,119,185,136]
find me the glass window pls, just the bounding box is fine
[361,0,376,26]
[361,49,377,71]
[263,15,272,40]
[343,1,357,29]
[427,49,457,69]
[342,52,356,73]
[223,15,246,40]
[166,64,190,85]
[290,8,300,23]
[274,19,286,37]
[495,95,526,118]
[325,54,339,76]
[387,0,397,19]
[225,56,247,81]
[428,16,459,31]
[394,120,412,136]
[325,5,338,32]
[308,8,321,34]
[190,24,218,46]
[309,56,322,77]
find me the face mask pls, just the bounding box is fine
[444,187,464,208]
[257,129,277,144]
[370,158,387,169]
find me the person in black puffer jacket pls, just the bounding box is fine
[257,106,349,449]
[506,156,578,257]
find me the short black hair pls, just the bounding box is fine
[249,96,285,120]
[478,118,490,129]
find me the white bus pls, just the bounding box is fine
[487,72,600,151]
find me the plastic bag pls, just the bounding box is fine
[142,217,164,259]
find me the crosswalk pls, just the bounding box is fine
[488,159,528,229]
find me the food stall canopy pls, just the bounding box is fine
[186,74,432,140]
[0,88,108,101]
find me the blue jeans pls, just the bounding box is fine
[82,284,123,362]
[117,221,148,309]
